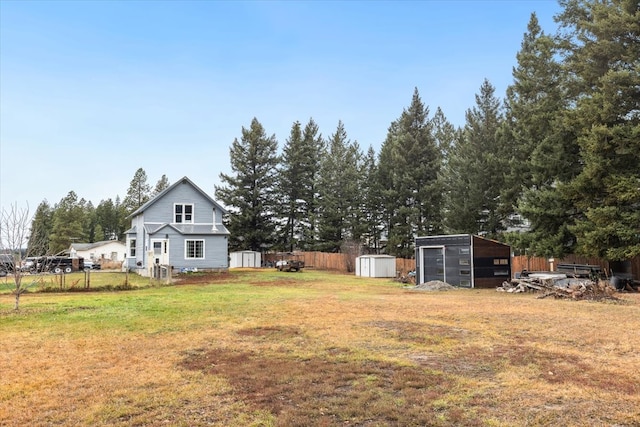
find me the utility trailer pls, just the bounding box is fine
[35,256,85,274]
[556,263,603,280]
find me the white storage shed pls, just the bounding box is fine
[230,251,262,268]
[355,255,396,278]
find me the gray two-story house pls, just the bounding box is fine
[124,177,229,276]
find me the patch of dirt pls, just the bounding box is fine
[409,342,639,394]
[174,272,234,285]
[368,320,468,344]
[491,344,639,394]
[249,277,306,287]
[179,347,464,426]
[369,321,638,393]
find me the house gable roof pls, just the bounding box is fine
[130,176,227,217]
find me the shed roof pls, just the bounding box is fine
[357,254,396,259]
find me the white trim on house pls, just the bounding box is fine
[128,238,137,258]
[184,239,205,259]
[174,203,194,224]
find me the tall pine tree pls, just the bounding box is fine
[95,198,128,241]
[360,146,384,253]
[300,119,324,250]
[215,118,279,252]
[557,0,640,260]
[504,12,579,257]
[123,168,151,212]
[49,191,88,254]
[152,174,170,197]
[379,88,443,257]
[277,119,323,252]
[27,200,53,255]
[444,79,506,237]
[316,121,362,252]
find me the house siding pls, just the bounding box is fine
[143,181,218,225]
[169,235,228,270]
[125,177,229,276]
[124,215,146,270]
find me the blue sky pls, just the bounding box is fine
[0,0,562,215]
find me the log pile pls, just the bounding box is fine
[497,276,620,301]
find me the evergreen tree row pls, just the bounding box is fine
[216,0,640,261]
[214,84,501,257]
[28,170,170,255]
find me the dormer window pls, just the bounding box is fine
[175,203,194,223]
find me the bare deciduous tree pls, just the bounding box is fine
[1,203,42,310]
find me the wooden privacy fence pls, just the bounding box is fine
[306,253,616,276]
[302,252,416,275]
[264,251,415,275]
[300,252,350,272]
[265,251,639,279]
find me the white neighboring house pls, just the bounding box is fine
[69,241,127,262]
[123,176,230,277]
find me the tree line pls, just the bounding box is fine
[27,170,170,255]
[216,1,639,261]
[25,0,639,261]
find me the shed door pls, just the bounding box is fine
[360,258,371,277]
[242,252,256,267]
[422,247,444,283]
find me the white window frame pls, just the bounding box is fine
[153,241,163,256]
[128,239,136,257]
[174,203,194,224]
[185,239,205,259]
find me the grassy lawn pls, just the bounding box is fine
[1,269,639,426]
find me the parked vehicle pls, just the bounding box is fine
[83,260,101,270]
[0,254,15,276]
[35,256,84,274]
[20,257,38,273]
[275,253,305,272]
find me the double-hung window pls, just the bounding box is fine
[129,239,136,257]
[185,240,204,259]
[175,204,194,223]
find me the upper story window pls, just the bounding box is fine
[174,203,194,223]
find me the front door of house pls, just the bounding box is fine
[151,239,170,265]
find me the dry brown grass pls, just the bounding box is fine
[1,270,639,426]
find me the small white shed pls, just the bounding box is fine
[355,255,396,278]
[230,251,262,268]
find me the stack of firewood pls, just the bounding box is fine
[497,277,619,300]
